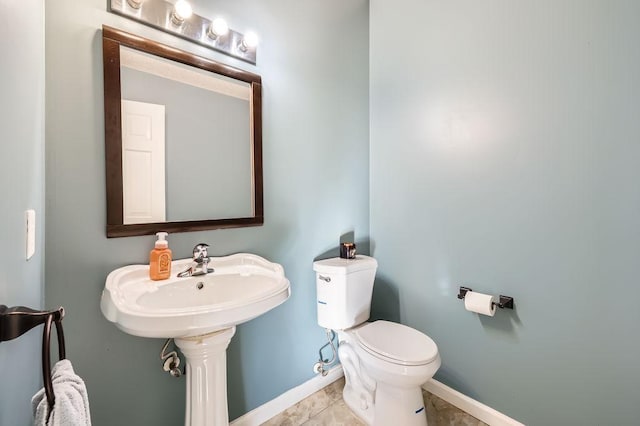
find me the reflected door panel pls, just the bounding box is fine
[122,100,166,224]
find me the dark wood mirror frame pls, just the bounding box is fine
[102,25,263,238]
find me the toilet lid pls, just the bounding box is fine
[354,320,438,366]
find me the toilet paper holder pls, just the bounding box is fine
[457,286,514,309]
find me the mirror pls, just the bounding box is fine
[102,25,263,237]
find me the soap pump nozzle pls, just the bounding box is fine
[155,232,169,249]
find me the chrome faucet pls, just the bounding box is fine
[177,244,214,277]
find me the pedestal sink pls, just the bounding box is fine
[100,253,290,426]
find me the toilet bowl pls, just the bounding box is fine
[313,256,441,426]
[338,321,441,425]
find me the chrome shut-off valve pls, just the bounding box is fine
[160,338,183,378]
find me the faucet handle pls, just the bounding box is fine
[192,244,210,263]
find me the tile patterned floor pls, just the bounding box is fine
[262,378,488,426]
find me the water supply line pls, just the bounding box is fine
[160,338,183,378]
[313,328,338,376]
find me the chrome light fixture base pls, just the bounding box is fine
[108,0,257,64]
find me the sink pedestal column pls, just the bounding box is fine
[175,327,236,426]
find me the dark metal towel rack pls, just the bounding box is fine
[0,305,66,410]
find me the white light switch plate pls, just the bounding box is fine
[26,209,35,260]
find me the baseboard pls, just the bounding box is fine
[423,379,525,426]
[230,365,345,426]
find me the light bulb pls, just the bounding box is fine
[207,18,229,39]
[171,0,192,25]
[126,0,143,9]
[239,31,259,51]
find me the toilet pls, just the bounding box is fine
[313,255,441,426]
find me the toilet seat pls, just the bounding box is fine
[354,320,438,366]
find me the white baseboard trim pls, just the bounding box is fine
[423,379,525,426]
[230,365,345,426]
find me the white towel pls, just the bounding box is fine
[32,359,92,426]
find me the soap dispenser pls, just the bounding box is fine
[150,232,172,280]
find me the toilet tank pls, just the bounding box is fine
[312,255,378,330]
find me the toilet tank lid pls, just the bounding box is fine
[355,320,439,365]
[313,255,378,274]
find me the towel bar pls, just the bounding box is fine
[0,305,66,410]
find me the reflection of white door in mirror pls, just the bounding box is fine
[121,100,166,224]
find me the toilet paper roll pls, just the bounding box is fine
[464,291,497,316]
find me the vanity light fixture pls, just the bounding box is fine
[109,0,259,64]
[170,0,192,26]
[207,18,229,40]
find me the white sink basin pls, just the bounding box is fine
[101,253,290,338]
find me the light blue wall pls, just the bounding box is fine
[45,0,369,424]
[370,1,640,425]
[0,1,45,424]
